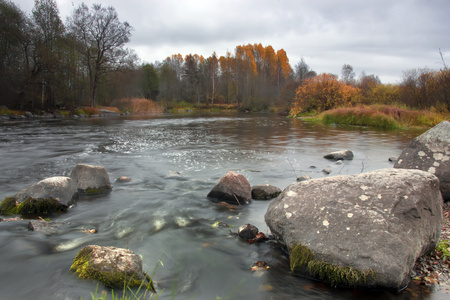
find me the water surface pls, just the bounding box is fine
[0,113,441,299]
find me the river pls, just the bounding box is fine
[0,113,443,299]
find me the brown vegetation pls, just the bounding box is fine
[110,98,163,115]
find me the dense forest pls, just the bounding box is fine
[1,0,449,115]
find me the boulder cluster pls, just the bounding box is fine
[0,164,111,216]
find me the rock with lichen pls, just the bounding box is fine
[70,164,112,195]
[70,245,155,291]
[394,121,450,200]
[265,168,443,290]
[207,171,251,205]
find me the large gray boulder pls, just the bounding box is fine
[13,176,77,206]
[207,171,251,204]
[265,168,443,290]
[394,121,450,200]
[0,176,77,216]
[70,164,112,195]
[70,245,155,291]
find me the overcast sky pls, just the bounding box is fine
[18,0,450,83]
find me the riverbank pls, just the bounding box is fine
[0,98,164,120]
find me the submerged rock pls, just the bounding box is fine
[265,168,443,290]
[70,245,155,291]
[394,121,450,200]
[115,176,132,183]
[251,184,282,200]
[324,150,354,160]
[28,220,68,235]
[70,164,112,195]
[207,171,251,205]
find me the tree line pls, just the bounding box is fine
[1,0,448,114]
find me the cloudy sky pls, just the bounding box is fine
[19,0,450,83]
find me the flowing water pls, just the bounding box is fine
[0,113,443,299]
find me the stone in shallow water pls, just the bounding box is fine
[70,245,155,291]
[207,171,251,204]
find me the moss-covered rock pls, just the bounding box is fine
[14,176,78,207]
[0,197,18,215]
[0,196,67,216]
[70,245,155,292]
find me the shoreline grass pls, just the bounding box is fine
[310,105,448,129]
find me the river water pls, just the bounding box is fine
[0,113,443,299]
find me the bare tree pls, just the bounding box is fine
[341,64,355,86]
[67,3,132,107]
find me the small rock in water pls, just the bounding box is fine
[251,184,282,200]
[238,224,259,240]
[116,176,132,183]
[324,150,354,161]
[322,168,332,175]
[297,175,311,182]
[389,156,398,162]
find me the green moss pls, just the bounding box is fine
[82,187,110,195]
[70,248,155,292]
[17,197,67,215]
[0,196,66,216]
[0,197,18,215]
[307,260,375,288]
[289,244,315,273]
[289,243,375,288]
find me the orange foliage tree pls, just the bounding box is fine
[291,73,361,115]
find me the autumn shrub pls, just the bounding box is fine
[110,98,163,115]
[291,73,361,116]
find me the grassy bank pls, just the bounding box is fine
[313,105,448,129]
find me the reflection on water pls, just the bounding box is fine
[0,113,440,300]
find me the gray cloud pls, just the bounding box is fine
[19,0,450,83]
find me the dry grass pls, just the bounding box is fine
[110,98,164,115]
[321,105,447,129]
